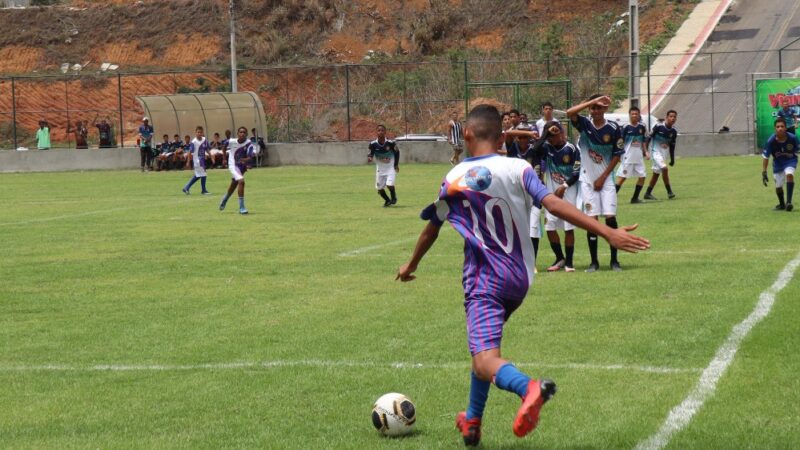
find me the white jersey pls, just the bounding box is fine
[425,154,550,299]
[190,137,209,177]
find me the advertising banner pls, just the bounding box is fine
[755,78,800,148]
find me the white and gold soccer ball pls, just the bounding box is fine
[371,392,416,437]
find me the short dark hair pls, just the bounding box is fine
[237,126,248,133]
[509,109,520,116]
[196,126,204,131]
[376,124,386,130]
[541,101,553,109]
[501,112,510,119]
[629,106,640,113]
[667,110,678,117]
[589,94,603,101]
[775,117,787,126]
[467,104,502,142]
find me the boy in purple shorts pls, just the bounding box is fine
[396,105,649,446]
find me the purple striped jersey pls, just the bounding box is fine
[422,153,551,300]
[189,137,210,169]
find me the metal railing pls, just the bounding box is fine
[3,47,800,149]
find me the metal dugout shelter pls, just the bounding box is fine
[135,92,267,143]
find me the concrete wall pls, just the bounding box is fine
[678,132,754,157]
[264,141,451,166]
[0,147,140,173]
[0,135,757,173]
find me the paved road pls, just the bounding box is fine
[654,0,800,133]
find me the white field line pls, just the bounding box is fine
[338,238,417,257]
[0,359,700,374]
[635,251,800,450]
[0,205,160,226]
[0,179,347,227]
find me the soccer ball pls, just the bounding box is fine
[371,392,416,437]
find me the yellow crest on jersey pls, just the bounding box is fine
[788,143,795,151]
[562,155,571,164]
[603,134,611,143]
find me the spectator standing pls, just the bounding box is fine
[36,120,50,150]
[67,120,88,149]
[94,116,113,148]
[138,117,154,172]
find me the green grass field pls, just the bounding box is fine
[1,156,799,448]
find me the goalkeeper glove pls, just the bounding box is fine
[762,171,769,187]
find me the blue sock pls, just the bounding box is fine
[494,363,531,398]
[238,197,245,209]
[466,371,490,420]
[184,176,198,191]
[200,177,207,192]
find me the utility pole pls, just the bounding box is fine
[229,0,238,92]
[629,0,640,109]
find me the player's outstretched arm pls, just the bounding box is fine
[542,194,650,253]
[396,221,441,282]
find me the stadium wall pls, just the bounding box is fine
[0,135,752,173]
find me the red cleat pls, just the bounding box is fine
[456,411,482,446]
[513,379,557,438]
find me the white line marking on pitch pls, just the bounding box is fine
[0,179,347,227]
[0,359,700,375]
[338,238,417,257]
[635,251,800,450]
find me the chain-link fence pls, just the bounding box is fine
[2,48,797,149]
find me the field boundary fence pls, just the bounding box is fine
[1,48,798,150]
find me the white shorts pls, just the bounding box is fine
[651,148,668,174]
[617,162,646,179]
[229,165,244,182]
[545,186,578,231]
[774,166,796,188]
[529,206,541,238]
[375,170,396,190]
[210,149,223,157]
[581,178,617,217]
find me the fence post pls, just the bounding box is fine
[463,60,468,117]
[117,73,124,148]
[64,79,71,149]
[546,58,551,80]
[710,52,715,133]
[402,65,408,135]
[285,72,291,142]
[11,77,17,150]
[646,54,651,126]
[345,64,351,141]
[596,58,601,92]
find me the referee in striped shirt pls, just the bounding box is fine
[448,111,464,165]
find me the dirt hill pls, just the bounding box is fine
[0,0,690,144]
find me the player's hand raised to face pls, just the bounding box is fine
[595,95,613,107]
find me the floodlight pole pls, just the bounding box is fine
[229,0,238,92]
[629,0,640,109]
